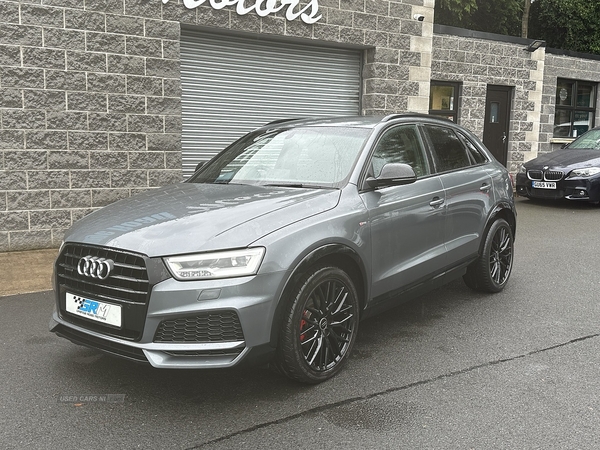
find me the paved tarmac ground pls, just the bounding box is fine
[1,197,600,449]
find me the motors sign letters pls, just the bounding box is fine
[161,0,322,24]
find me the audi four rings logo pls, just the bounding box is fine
[77,256,114,280]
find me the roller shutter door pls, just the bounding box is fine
[180,30,362,178]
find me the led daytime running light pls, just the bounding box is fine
[165,248,265,281]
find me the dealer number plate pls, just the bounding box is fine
[66,292,121,327]
[532,181,556,189]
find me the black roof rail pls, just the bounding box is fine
[263,118,305,126]
[381,114,407,122]
[381,113,431,122]
[381,111,431,122]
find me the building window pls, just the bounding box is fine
[429,81,460,123]
[554,78,597,138]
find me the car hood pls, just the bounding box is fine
[526,149,600,170]
[65,183,341,257]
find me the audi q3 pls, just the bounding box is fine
[50,114,516,383]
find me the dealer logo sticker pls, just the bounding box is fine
[66,293,122,327]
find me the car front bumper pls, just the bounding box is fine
[515,173,600,202]
[51,270,286,369]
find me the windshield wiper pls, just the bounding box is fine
[263,183,306,188]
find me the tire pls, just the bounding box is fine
[463,218,514,293]
[275,265,359,384]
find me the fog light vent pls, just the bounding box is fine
[154,311,244,342]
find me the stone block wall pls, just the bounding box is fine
[431,30,545,173]
[0,0,182,251]
[0,0,434,252]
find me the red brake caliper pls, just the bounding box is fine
[299,311,309,342]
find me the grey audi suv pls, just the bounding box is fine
[50,114,516,383]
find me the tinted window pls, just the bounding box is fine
[371,125,429,177]
[423,125,471,172]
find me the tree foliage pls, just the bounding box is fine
[435,0,523,37]
[529,0,600,54]
[436,0,478,21]
[435,0,600,55]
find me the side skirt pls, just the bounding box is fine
[361,259,474,320]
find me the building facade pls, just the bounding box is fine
[1,0,600,252]
[430,25,600,174]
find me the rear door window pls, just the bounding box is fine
[422,125,472,172]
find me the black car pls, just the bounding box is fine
[516,127,600,204]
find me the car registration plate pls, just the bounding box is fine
[65,292,121,327]
[532,181,556,189]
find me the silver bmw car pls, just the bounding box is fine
[50,114,516,383]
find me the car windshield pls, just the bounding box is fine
[567,128,600,149]
[189,126,371,188]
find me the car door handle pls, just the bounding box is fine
[429,197,444,208]
[480,183,491,192]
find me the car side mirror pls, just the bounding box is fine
[365,163,417,189]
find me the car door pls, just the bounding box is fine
[420,124,495,265]
[360,124,447,301]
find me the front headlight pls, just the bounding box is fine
[566,167,600,178]
[164,248,265,281]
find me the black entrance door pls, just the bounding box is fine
[483,85,512,166]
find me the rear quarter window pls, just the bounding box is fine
[458,132,489,164]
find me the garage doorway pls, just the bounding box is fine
[180,29,363,178]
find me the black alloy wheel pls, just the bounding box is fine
[276,265,359,384]
[463,218,514,293]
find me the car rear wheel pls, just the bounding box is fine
[275,265,359,384]
[463,218,514,293]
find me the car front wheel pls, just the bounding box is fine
[463,218,514,293]
[276,265,359,384]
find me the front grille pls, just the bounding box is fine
[528,169,564,182]
[154,312,245,343]
[528,188,564,199]
[57,244,150,304]
[544,170,563,181]
[527,170,543,180]
[55,244,164,341]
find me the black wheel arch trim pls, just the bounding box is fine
[480,202,517,255]
[268,243,368,347]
